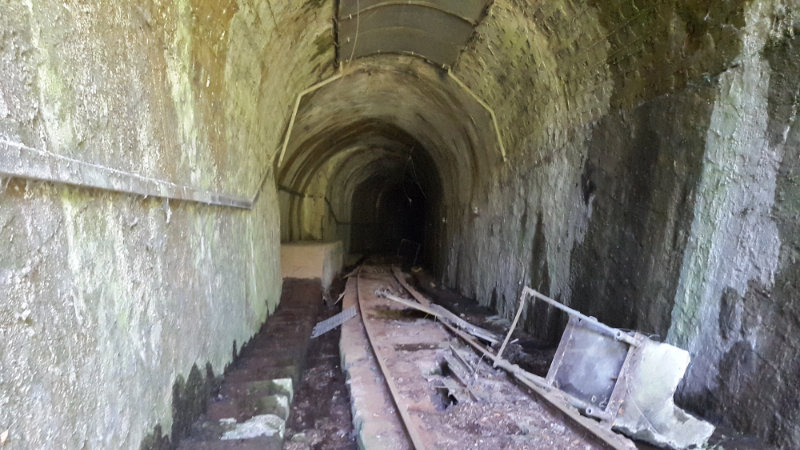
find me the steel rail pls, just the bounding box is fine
[355,266,427,449]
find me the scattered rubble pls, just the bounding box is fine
[611,341,716,448]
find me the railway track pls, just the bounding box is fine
[346,264,635,449]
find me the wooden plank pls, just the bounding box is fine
[390,267,499,344]
[391,265,430,306]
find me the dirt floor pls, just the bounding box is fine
[407,268,772,450]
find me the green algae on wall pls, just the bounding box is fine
[449,0,798,445]
[669,10,800,445]
[588,0,751,110]
[569,85,715,335]
[0,179,282,448]
[0,0,336,448]
[667,8,781,349]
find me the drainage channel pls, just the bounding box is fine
[176,278,356,449]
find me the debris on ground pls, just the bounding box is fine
[358,264,716,449]
[284,276,357,450]
[347,265,607,449]
[311,306,357,338]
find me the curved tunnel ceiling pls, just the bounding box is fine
[277,57,502,208]
[278,0,500,246]
[337,0,492,67]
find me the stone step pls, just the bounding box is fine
[231,354,296,369]
[203,395,290,427]
[188,377,293,445]
[241,329,312,348]
[213,393,290,422]
[272,310,317,319]
[225,355,303,372]
[205,397,240,421]
[176,278,322,449]
[259,324,315,340]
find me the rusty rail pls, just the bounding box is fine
[385,267,637,450]
[354,267,427,449]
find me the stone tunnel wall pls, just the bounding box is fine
[445,0,800,446]
[2,0,799,447]
[270,1,799,444]
[0,0,334,448]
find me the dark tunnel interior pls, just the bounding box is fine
[349,169,428,260]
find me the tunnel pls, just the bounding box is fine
[276,59,500,273]
[1,0,800,448]
[347,160,429,258]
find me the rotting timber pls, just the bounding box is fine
[343,264,630,449]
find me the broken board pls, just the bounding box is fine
[311,306,357,338]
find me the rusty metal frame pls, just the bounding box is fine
[338,27,468,67]
[545,316,644,422]
[496,287,644,423]
[276,65,508,179]
[338,2,478,27]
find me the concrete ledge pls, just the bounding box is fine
[280,241,343,291]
